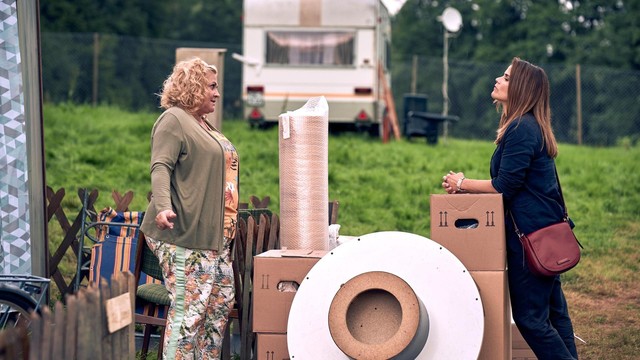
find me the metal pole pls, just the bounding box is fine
[411,55,418,94]
[92,33,99,107]
[576,64,582,145]
[75,190,89,292]
[442,31,450,141]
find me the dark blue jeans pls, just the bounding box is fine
[507,230,578,360]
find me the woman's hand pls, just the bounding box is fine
[442,171,465,194]
[155,209,176,230]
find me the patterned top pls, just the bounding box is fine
[208,128,239,240]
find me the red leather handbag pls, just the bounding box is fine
[513,217,582,276]
[510,168,583,277]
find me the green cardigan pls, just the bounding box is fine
[141,107,227,251]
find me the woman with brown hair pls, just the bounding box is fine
[442,57,579,359]
[141,57,238,359]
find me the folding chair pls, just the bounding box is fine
[88,207,142,286]
[77,204,145,291]
[133,232,170,359]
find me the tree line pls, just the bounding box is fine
[40,0,639,70]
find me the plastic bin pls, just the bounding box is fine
[403,93,459,144]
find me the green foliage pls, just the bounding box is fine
[393,0,640,69]
[40,0,242,43]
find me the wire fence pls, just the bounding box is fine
[41,32,640,146]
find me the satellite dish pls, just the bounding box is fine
[442,7,463,33]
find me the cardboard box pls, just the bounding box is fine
[471,270,511,360]
[511,322,537,359]
[511,322,529,349]
[252,249,326,333]
[256,333,290,360]
[430,194,506,271]
[512,349,537,360]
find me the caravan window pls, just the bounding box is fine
[266,31,354,66]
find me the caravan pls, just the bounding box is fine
[236,0,392,136]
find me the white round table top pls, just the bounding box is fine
[287,231,484,360]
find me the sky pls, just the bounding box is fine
[381,0,407,15]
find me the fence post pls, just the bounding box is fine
[52,302,65,358]
[1,272,137,360]
[576,64,582,145]
[101,278,114,358]
[29,311,41,360]
[411,55,418,94]
[63,293,78,359]
[93,33,100,107]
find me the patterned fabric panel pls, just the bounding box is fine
[90,234,165,316]
[0,0,30,274]
[89,235,161,286]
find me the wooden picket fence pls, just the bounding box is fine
[0,271,136,360]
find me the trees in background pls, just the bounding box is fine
[390,0,640,146]
[40,0,638,70]
[40,0,242,44]
[392,0,640,70]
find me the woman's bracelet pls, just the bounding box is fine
[456,177,466,192]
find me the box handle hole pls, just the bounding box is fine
[277,281,300,292]
[455,218,479,229]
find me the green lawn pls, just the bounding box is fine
[44,104,640,359]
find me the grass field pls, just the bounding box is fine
[44,104,640,359]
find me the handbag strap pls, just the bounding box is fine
[554,165,569,219]
[509,211,522,237]
[509,165,584,249]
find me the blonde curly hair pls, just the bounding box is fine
[159,58,218,113]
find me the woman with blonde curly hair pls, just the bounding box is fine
[141,57,238,359]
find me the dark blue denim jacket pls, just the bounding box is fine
[490,113,566,236]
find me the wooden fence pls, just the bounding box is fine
[0,272,136,360]
[45,186,273,300]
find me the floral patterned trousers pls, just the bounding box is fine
[146,236,235,360]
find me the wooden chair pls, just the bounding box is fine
[223,212,279,360]
[133,232,170,359]
[239,196,339,226]
[329,200,340,225]
[222,196,336,359]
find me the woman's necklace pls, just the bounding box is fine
[197,114,211,131]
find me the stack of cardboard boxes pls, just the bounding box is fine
[250,193,536,359]
[430,194,512,360]
[252,249,326,359]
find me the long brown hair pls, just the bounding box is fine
[495,57,558,158]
